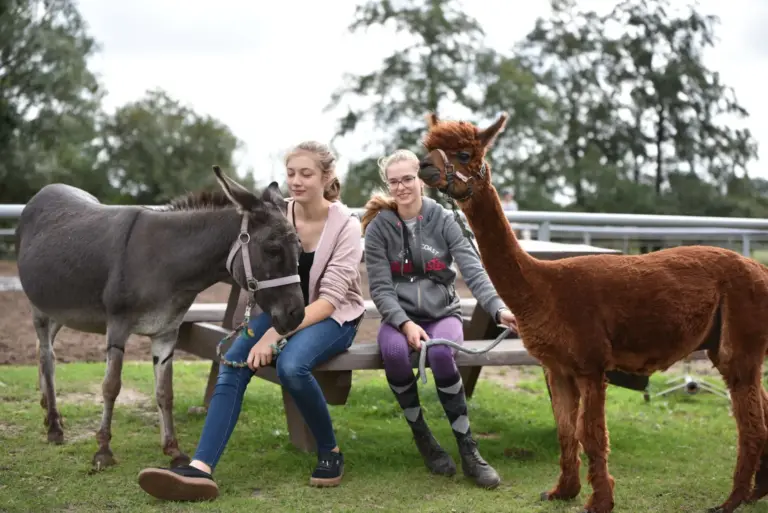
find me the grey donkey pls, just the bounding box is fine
[14,166,305,471]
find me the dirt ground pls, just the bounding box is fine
[0,260,476,366]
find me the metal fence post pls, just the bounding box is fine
[538,221,551,241]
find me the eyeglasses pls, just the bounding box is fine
[387,176,417,189]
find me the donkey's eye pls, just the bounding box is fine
[456,151,471,164]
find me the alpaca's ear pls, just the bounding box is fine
[478,112,509,147]
[213,165,260,212]
[261,181,287,215]
[425,112,439,128]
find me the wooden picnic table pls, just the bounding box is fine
[176,239,635,452]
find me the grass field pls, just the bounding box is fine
[752,249,768,266]
[1,362,767,513]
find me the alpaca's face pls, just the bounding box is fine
[418,112,508,202]
[418,148,476,201]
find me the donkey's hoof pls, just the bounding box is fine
[47,429,64,444]
[92,450,117,471]
[170,453,191,468]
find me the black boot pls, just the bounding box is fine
[388,375,456,476]
[457,435,501,489]
[435,374,501,489]
[413,428,457,476]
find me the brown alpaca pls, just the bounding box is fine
[416,111,768,513]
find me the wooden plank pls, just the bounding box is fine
[179,321,709,370]
[183,303,227,323]
[177,321,531,367]
[183,298,478,325]
[358,237,621,260]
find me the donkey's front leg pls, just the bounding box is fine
[93,323,130,470]
[151,330,190,468]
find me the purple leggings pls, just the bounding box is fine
[378,316,464,383]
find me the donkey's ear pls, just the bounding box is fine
[261,181,287,215]
[212,165,260,212]
[478,112,509,147]
[425,112,439,128]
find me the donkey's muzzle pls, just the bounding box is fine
[273,303,304,336]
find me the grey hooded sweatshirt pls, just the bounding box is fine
[364,196,507,329]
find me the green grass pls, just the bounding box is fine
[0,363,766,513]
[752,250,768,266]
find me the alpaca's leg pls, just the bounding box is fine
[576,374,614,513]
[747,386,768,502]
[541,367,581,501]
[711,364,766,513]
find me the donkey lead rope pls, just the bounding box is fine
[415,327,512,384]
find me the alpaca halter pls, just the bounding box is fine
[434,148,488,201]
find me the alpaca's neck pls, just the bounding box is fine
[461,186,540,314]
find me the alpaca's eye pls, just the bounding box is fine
[456,151,471,164]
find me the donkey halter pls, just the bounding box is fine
[225,214,300,298]
[434,148,488,201]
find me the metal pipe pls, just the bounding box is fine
[4,202,768,230]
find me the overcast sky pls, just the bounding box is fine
[76,0,768,185]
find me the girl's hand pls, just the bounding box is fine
[498,309,518,332]
[401,321,429,351]
[247,330,281,371]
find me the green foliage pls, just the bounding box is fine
[98,89,244,204]
[0,361,754,512]
[331,0,762,215]
[0,0,106,203]
[2,0,765,216]
[340,157,386,207]
[0,0,248,205]
[327,0,493,204]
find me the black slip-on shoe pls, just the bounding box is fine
[138,464,219,501]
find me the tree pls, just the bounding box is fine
[515,0,759,215]
[98,89,248,204]
[0,0,107,203]
[326,0,495,205]
[602,0,758,197]
[515,0,621,209]
[476,52,563,210]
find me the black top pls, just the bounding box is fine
[293,202,315,306]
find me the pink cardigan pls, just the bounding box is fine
[287,199,365,326]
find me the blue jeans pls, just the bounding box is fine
[192,312,358,470]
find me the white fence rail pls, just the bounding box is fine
[3,203,768,256]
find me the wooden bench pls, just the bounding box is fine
[178,297,530,451]
[176,239,637,452]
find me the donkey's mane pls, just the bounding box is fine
[161,189,235,212]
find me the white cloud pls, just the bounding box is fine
[76,0,768,190]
